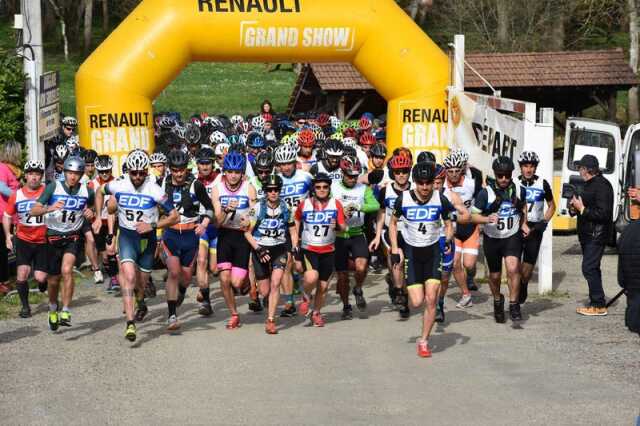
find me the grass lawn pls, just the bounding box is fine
[46,54,298,118]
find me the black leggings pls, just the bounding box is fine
[0,226,9,282]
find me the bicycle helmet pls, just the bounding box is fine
[95,155,113,172]
[254,151,274,171]
[61,116,78,128]
[64,156,85,173]
[247,132,266,149]
[197,147,215,163]
[185,125,201,145]
[343,127,358,139]
[190,116,202,127]
[359,132,376,147]
[329,132,343,141]
[317,113,330,128]
[126,149,150,171]
[412,161,435,183]
[370,142,387,158]
[443,151,465,169]
[297,129,316,148]
[359,116,372,131]
[159,116,176,129]
[23,159,45,174]
[312,172,332,186]
[274,143,298,164]
[174,126,187,141]
[167,149,189,168]
[230,114,244,126]
[209,130,228,145]
[417,151,436,164]
[251,115,266,131]
[342,137,357,149]
[82,149,98,164]
[314,128,326,142]
[329,116,341,130]
[343,146,357,158]
[150,152,167,165]
[237,122,251,134]
[66,135,80,151]
[452,148,469,165]
[435,164,446,180]
[340,155,362,177]
[518,151,540,165]
[262,113,273,123]
[214,142,230,156]
[389,154,412,170]
[492,156,515,175]
[324,140,344,157]
[54,144,68,162]
[262,174,283,191]
[223,151,246,172]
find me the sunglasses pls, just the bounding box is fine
[64,127,74,131]
[98,170,111,175]
[314,185,329,190]
[257,169,271,175]
[130,171,147,177]
[496,174,511,180]
[393,169,410,175]
[265,188,280,193]
[197,160,213,165]
[216,156,224,160]
[170,168,186,173]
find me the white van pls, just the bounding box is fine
[617,124,640,231]
[559,118,622,243]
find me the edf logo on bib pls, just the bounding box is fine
[525,188,544,202]
[304,210,336,224]
[16,200,36,213]
[220,195,249,209]
[282,182,309,197]
[403,206,440,222]
[50,195,88,211]
[498,202,517,217]
[118,194,155,209]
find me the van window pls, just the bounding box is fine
[625,130,640,187]
[567,129,615,174]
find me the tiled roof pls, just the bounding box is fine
[305,49,638,91]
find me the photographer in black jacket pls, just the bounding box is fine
[569,155,613,316]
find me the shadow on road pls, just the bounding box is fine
[0,326,41,344]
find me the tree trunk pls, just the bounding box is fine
[496,0,510,50]
[47,0,69,62]
[83,0,94,56]
[629,0,639,123]
[549,2,566,51]
[102,0,109,33]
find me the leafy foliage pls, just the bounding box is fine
[0,51,25,144]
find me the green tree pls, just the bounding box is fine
[0,52,25,143]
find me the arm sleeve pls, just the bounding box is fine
[582,180,613,224]
[86,187,95,207]
[392,193,404,218]
[0,181,12,197]
[309,164,318,177]
[472,189,488,214]
[4,192,17,215]
[194,181,214,213]
[335,200,346,226]
[37,182,56,205]
[103,181,113,196]
[543,179,554,202]
[470,167,483,197]
[376,186,387,207]
[440,193,455,220]
[361,186,380,213]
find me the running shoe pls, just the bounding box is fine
[265,318,278,335]
[125,323,137,342]
[353,287,367,311]
[341,304,353,320]
[226,314,241,330]
[94,270,104,284]
[134,303,148,322]
[60,310,71,327]
[467,275,478,291]
[19,307,31,318]
[509,302,522,321]
[145,278,157,299]
[311,311,325,327]
[493,294,506,323]
[417,340,432,358]
[167,314,180,331]
[198,302,213,316]
[248,298,263,313]
[393,291,406,309]
[369,258,384,274]
[435,304,445,323]
[298,296,310,317]
[280,303,297,318]
[399,304,410,320]
[110,277,120,293]
[518,282,529,304]
[456,293,473,309]
[576,306,608,316]
[48,311,59,331]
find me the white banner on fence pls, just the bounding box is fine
[449,91,524,177]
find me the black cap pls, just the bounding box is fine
[574,154,599,170]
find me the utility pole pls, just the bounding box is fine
[20,0,44,162]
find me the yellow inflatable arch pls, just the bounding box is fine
[76,0,450,170]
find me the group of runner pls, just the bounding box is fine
[5,108,555,357]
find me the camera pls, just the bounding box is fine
[562,175,585,199]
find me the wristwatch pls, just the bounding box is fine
[150,222,158,230]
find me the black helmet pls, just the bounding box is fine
[492,156,515,175]
[197,147,215,163]
[82,149,98,164]
[370,142,387,158]
[255,151,274,171]
[167,149,189,168]
[312,172,332,186]
[417,151,436,164]
[263,174,283,191]
[412,161,435,183]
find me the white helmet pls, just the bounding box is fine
[329,116,341,130]
[342,137,357,148]
[95,155,113,171]
[209,131,228,145]
[126,149,150,171]
[518,151,540,165]
[61,116,78,128]
[149,152,167,165]
[54,144,68,161]
[214,142,230,156]
[230,115,244,126]
[274,143,298,164]
[251,115,266,131]
[23,160,45,173]
[66,135,80,150]
[443,151,466,169]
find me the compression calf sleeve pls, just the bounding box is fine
[16,281,29,308]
